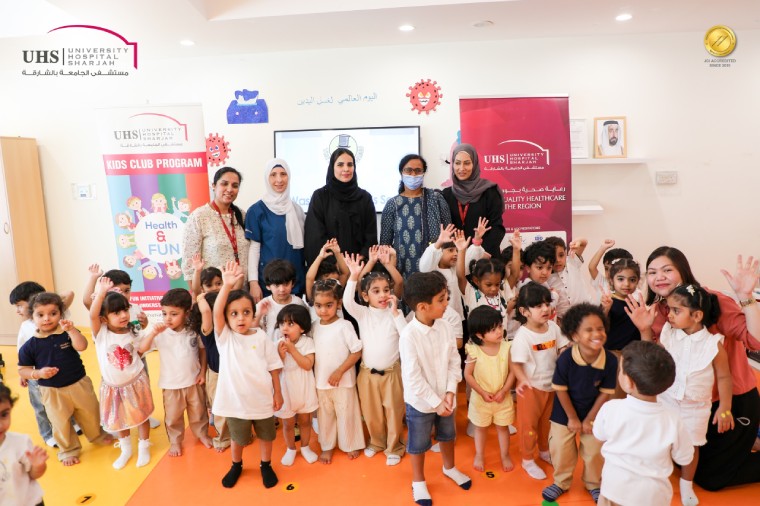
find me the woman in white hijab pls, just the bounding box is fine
[244,158,306,302]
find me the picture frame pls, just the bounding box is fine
[594,116,627,158]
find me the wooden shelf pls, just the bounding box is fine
[572,200,603,215]
[572,157,647,165]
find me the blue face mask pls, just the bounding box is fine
[402,174,424,190]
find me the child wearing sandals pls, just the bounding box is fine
[275,304,320,466]
[211,261,283,489]
[541,303,617,504]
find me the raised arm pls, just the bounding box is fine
[342,253,366,318]
[588,239,615,280]
[507,230,523,288]
[214,260,243,335]
[190,253,205,300]
[720,254,760,347]
[379,246,404,298]
[89,276,113,336]
[196,292,213,335]
[454,229,470,295]
[82,263,103,310]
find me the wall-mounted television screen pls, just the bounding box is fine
[274,126,421,212]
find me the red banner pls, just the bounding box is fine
[459,97,571,243]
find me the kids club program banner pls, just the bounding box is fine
[459,96,572,245]
[96,105,208,318]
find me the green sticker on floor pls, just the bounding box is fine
[76,494,96,504]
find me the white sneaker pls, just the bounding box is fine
[45,437,58,448]
[311,417,319,435]
[73,422,83,435]
[364,448,377,458]
[523,459,547,480]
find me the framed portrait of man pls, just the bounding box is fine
[594,117,627,158]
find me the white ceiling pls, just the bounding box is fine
[1,0,758,59]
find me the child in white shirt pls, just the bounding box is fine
[400,272,471,505]
[593,341,693,506]
[511,282,570,480]
[139,288,211,457]
[419,223,464,321]
[256,259,307,341]
[311,278,365,463]
[343,254,407,466]
[211,261,283,489]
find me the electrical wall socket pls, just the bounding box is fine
[655,171,678,185]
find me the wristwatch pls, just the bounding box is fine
[739,298,757,308]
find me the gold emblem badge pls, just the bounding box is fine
[704,25,736,57]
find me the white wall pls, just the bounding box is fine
[1,30,758,324]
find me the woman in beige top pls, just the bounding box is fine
[182,167,249,286]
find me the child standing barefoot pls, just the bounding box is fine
[0,384,48,505]
[463,306,516,473]
[90,278,154,469]
[18,293,113,466]
[401,272,471,506]
[275,304,319,466]
[212,261,283,489]
[139,288,212,457]
[311,279,365,463]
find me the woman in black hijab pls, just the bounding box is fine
[304,148,378,265]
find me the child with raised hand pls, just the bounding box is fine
[0,383,48,505]
[257,259,307,341]
[359,245,405,299]
[190,291,230,452]
[343,253,407,466]
[541,303,617,504]
[455,230,509,319]
[304,239,349,303]
[311,277,365,463]
[189,253,222,298]
[138,289,211,457]
[400,272,470,506]
[657,284,732,506]
[419,223,465,321]
[546,236,595,310]
[18,292,113,466]
[89,277,155,469]
[213,261,283,489]
[510,282,570,480]
[463,306,516,473]
[588,239,635,301]
[275,304,319,466]
[593,341,694,506]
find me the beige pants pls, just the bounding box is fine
[317,387,365,452]
[356,363,405,457]
[40,376,109,461]
[162,384,209,445]
[205,370,230,449]
[517,388,554,459]
[548,421,603,490]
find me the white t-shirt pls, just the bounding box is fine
[94,327,145,386]
[312,319,362,390]
[212,326,283,419]
[342,280,406,370]
[418,243,464,320]
[149,328,204,389]
[399,317,461,413]
[510,321,569,391]
[257,295,307,341]
[0,432,44,506]
[16,320,37,349]
[593,396,694,506]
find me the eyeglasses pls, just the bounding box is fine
[402,167,425,176]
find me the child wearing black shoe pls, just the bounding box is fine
[212,261,284,489]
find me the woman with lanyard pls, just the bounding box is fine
[627,249,760,492]
[304,148,377,266]
[182,167,249,287]
[245,158,306,302]
[440,144,505,257]
[380,154,451,279]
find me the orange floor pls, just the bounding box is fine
[2,343,759,506]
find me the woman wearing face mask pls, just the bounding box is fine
[379,154,451,279]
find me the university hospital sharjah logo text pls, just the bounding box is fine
[20,25,137,77]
